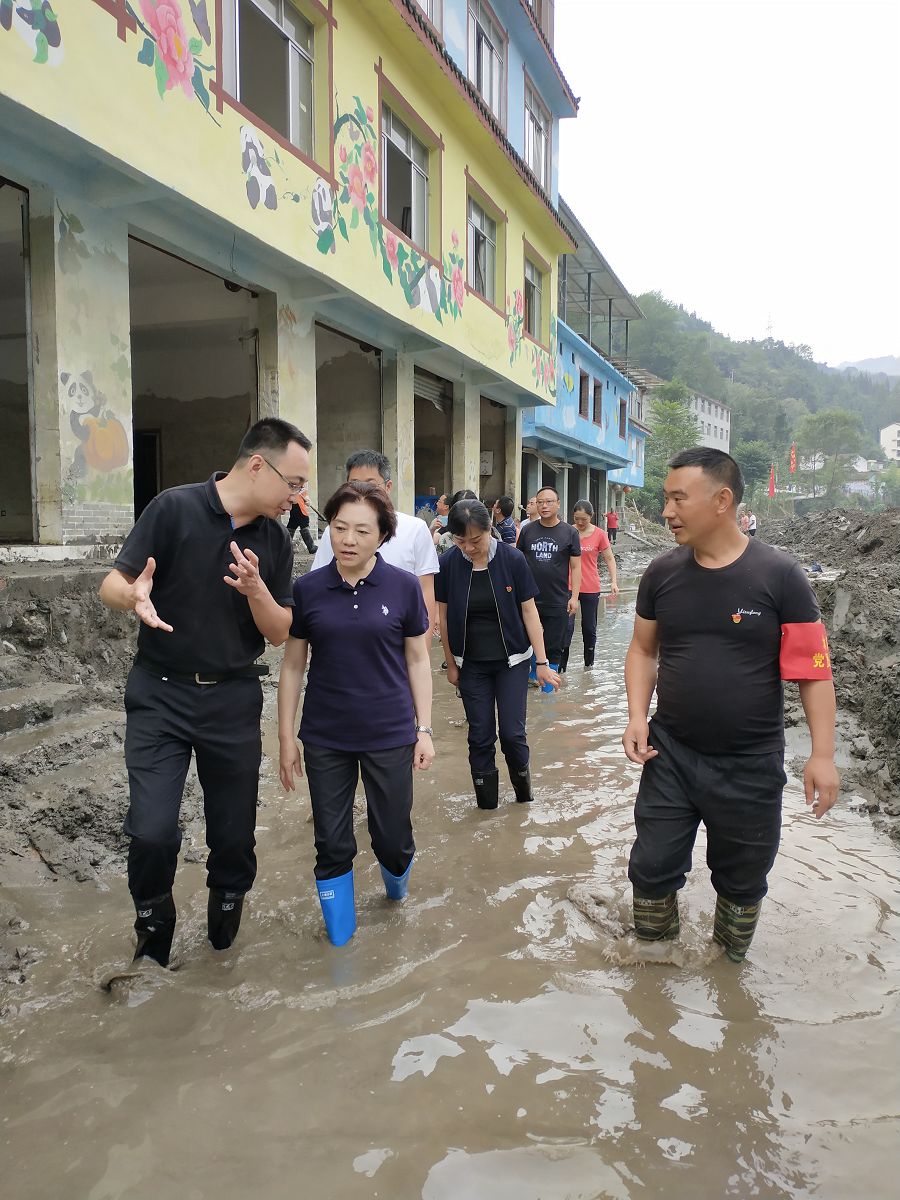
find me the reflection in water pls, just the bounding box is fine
[1,583,898,1199]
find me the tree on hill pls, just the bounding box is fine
[635,393,700,522]
[731,440,772,499]
[795,409,864,498]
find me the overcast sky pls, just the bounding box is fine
[556,0,899,367]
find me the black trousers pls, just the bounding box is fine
[628,720,786,906]
[564,593,600,654]
[123,666,263,903]
[303,742,415,880]
[535,604,569,664]
[608,527,617,544]
[457,658,530,774]
[287,504,316,552]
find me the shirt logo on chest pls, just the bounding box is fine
[382,605,390,616]
[731,607,762,624]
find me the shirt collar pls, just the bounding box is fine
[205,472,265,529]
[325,551,384,589]
[460,538,498,565]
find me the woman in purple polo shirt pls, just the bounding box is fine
[277,482,434,946]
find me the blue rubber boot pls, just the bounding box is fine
[315,869,356,946]
[528,653,538,684]
[380,857,413,901]
[541,663,559,693]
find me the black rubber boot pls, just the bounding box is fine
[509,763,534,803]
[133,893,177,967]
[208,889,245,951]
[713,896,762,963]
[633,892,680,941]
[558,647,570,673]
[472,769,499,810]
[300,527,316,554]
[583,644,595,669]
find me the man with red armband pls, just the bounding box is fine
[621,447,838,962]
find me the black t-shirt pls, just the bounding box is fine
[464,568,507,662]
[517,520,581,609]
[636,538,821,755]
[114,474,293,673]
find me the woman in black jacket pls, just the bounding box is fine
[435,499,559,809]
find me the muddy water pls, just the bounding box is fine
[2,585,898,1199]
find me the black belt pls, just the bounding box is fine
[135,658,269,685]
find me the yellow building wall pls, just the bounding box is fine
[0,0,563,403]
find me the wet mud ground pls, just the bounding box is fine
[1,581,899,1199]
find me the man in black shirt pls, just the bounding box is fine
[100,418,311,966]
[517,486,581,684]
[622,448,838,962]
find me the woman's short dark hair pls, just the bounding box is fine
[447,498,492,536]
[449,488,478,506]
[323,481,397,542]
[573,498,594,517]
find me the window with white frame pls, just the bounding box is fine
[467,197,497,304]
[414,0,440,29]
[382,106,429,249]
[524,82,549,189]
[468,1,504,122]
[524,257,543,339]
[223,0,314,154]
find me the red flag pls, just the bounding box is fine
[768,464,776,497]
[789,443,797,473]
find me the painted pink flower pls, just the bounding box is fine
[451,264,464,309]
[515,289,524,317]
[140,0,194,98]
[339,144,348,163]
[348,163,367,213]
[366,105,374,122]
[451,229,459,249]
[386,231,399,269]
[362,141,378,184]
[507,323,516,353]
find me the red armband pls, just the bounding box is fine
[780,623,832,681]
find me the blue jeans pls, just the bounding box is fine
[457,658,530,774]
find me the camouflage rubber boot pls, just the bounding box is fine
[713,896,762,963]
[633,892,680,941]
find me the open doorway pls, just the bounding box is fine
[128,238,259,507]
[0,180,34,542]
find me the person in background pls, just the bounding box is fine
[492,495,517,544]
[99,417,311,967]
[311,450,439,632]
[605,506,620,545]
[517,496,538,541]
[622,447,838,963]
[559,499,619,671]
[747,509,758,536]
[430,493,451,545]
[287,483,316,554]
[279,482,434,946]
[436,499,558,810]
[435,488,478,554]
[517,486,582,688]
[739,510,750,534]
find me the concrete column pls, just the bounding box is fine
[256,293,318,499]
[29,190,133,544]
[382,351,415,513]
[451,378,481,497]
[573,465,590,505]
[504,405,522,507]
[523,453,541,503]
[557,463,569,518]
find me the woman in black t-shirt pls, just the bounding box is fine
[436,500,559,810]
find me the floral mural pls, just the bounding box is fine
[129,0,216,119]
[310,95,465,325]
[1,0,63,64]
[506,292,556,396]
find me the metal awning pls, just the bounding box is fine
[557,198,644,343]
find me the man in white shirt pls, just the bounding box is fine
[311,450,439,629]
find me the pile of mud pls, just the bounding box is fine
[764,508,900,838]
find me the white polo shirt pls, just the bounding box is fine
[311,510,439,577]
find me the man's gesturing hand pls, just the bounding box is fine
[132,557,173,632]
[224,542,264,598]
[803,754,839,818]
[622,717,659,764]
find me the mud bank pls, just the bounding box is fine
[763,508,900,840]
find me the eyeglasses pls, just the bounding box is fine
[263,457,305,495]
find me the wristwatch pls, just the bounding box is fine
[535,660,549,667]
[415,725,433,735]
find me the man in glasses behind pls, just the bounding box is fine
[99,418,312,968]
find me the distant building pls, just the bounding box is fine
[685,390,731,452]
[879,423,900,462]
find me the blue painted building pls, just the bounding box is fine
[520,197,650,519]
